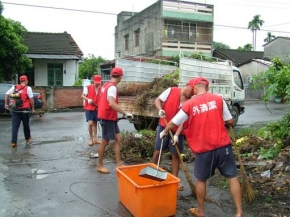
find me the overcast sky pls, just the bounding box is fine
[2,0,290,60]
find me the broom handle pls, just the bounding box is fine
[163,119,197,196]
[229,126,243,164]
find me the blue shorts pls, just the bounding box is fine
[194,145,237,181]
[99,120,120,140]
[155,125,184,154]
[85,110,100,122]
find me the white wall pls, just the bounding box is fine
[34,59,79,86]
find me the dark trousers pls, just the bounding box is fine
[11,111,31,144]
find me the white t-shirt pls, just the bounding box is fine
[107,86,117,101]
[83,85,99,96]
[6,85,33,98]
[172,99,232,126]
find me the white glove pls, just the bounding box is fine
[87,99,93,104]
[159,130,168,139]
[125,113,133,119]
[171,135,178,146]
[158,109,166,118]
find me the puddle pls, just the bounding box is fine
[30,169,48,180]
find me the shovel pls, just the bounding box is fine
[139,138,168,181]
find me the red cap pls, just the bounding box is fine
[187,77,209,87]
[93,75,101,84]
[111,67,123,76]
[19,75,28,82]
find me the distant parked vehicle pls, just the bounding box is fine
[0,83,43,114]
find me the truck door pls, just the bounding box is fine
[232,69,245,103]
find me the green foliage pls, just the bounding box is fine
[237,43,253,51]
[258,110,290,140]
[171,55,180,66]
[73,79,83,86]
[213,41,230,49]
[188,52,216,62]
[79,54,106,79]
[258,141,282,159]
[0,10,32,81]
[144,58,177,66]
[264,32,276,43]
[252,57,290,101]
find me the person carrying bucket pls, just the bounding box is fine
[81,74,102,146]
[153,78,195,191]
[4,75,35,147]
[97,67,133,174]
[160,77,243,217]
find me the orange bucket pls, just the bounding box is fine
[116,163,180,217]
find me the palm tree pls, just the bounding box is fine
[248,15,264,51]
[264,32,276,43]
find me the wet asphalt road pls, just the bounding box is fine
[0,101,289,217]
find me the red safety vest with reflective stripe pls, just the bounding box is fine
[15,85,30,109]
[181,92,231,153]
[98,82,118,121]
[159,87,181,133]
[83,84,100,111]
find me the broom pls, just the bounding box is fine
[229,126,255,202]
[164,120,213,202]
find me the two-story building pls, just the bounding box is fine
[115,0,213,57]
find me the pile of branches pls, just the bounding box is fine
[136,69,179,108]
[105,130,195,164]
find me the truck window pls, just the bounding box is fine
[233,70,244,90]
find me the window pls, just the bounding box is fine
[47,63,63,86]
[134,29,140,47]
[164,20,196,40]
[233,70,244,90]
[124,34,129,51]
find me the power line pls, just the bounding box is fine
[2,2,118,16]
[3,1,290,35]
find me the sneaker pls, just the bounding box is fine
[11,143,17,147]
[26,137,32,144]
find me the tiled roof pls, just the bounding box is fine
[22,32,83,57]
[212,49,264,67]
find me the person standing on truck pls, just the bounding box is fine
[4,75,35,147]
[160,77,243,217]
[153,78,195,191]
[81,75,102,146]
[97,67,133,174]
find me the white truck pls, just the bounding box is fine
[99,52,245,130]
[179,52,245,126]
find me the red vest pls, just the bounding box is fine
[15,85,30,109]
[159,87,181,133]
[98,82,118,121]
[83,84,100,111]
[182,92,231,153]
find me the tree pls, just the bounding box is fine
[264,32,276,43]
[0,1,32,81]
[252,57,290,102]
[237,43,253,51]
[248,15,264,51]
[212,41,230,49]
[79,54,106,79]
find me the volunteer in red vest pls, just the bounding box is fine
[4,75,35,147]
[81,75,102,146]
[160,77,243,217]
[97,67,133,174]
[153,79,195,191]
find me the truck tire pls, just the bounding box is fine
[230,106,239,127]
